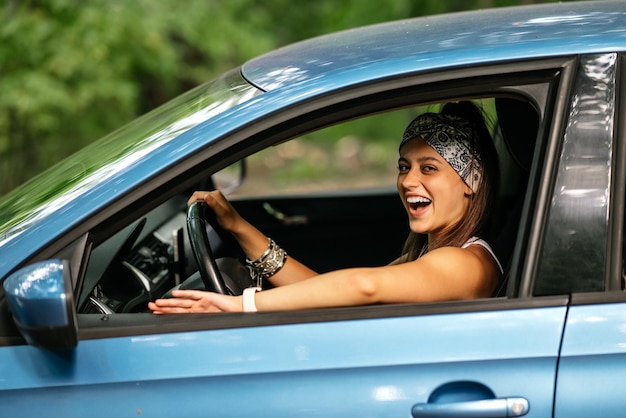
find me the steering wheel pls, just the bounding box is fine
[187,201,243,294]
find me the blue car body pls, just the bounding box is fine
[1,1,626,417]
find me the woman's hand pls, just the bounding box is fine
[148,290,242,314]
[188,190,244,233]
[186,190,318,286]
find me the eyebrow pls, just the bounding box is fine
[398,155,443,164]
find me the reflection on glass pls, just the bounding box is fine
[535,54,616,295]
[0,69,261,246]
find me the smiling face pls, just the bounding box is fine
[397,137,473,242]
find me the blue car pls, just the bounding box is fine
[2,1,626,416]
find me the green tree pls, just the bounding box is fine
[0,0,565,195]
[0,0,276,194]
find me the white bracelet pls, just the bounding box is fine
[242,287,262,312]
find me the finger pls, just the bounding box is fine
[152,307,192,315]
[149,301,181,313]
[187,191,211,206]
[150,297,198,312]
[203,191,228,213]
[171,289,210,300]
[152,297,194,309]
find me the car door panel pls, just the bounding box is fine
[0,299,566,417]
[555,298,626,418]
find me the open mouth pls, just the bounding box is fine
[407,196,432,211]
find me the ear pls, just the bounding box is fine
[465,169,481,195]
[463,184,474,197]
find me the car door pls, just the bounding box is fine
[0,299,565,417]
[0,56,591,418]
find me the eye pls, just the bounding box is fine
[421,165,437,173]
[397,163,410,174]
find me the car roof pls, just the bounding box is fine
[242,0,626,92]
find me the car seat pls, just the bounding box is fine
[491,97,540,296]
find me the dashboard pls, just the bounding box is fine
[79,197,200,314]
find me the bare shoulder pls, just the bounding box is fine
[419,245,484,264]
[407,245,500,298]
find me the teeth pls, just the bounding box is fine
[407,196,431,204]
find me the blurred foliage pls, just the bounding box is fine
[0,0,567,195]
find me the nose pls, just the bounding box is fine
[399,168,422,190]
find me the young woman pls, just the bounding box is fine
[148,101,502,314]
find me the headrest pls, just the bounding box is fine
[495,98,540,172]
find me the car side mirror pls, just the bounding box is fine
[212,159,247,195]
[3,259,78,349]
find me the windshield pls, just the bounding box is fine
[0,68,261,246]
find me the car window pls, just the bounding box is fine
[214,101,505,198]
[214,109,415,197]
[75,93,546,317]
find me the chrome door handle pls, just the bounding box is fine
[412,397,529,418]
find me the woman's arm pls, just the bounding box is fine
[189,190,317,286]
[148,243,500,314]
[254,244,499,310]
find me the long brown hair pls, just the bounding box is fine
[400,101,500,261]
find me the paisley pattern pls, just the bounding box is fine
[400,113,482,192]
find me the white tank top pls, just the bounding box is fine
[462,237,503,274]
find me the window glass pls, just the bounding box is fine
[215,111,406,196]
[215,101,499,197]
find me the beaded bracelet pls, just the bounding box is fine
[245,238,288,287]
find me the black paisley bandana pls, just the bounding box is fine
[400,113,482,192]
